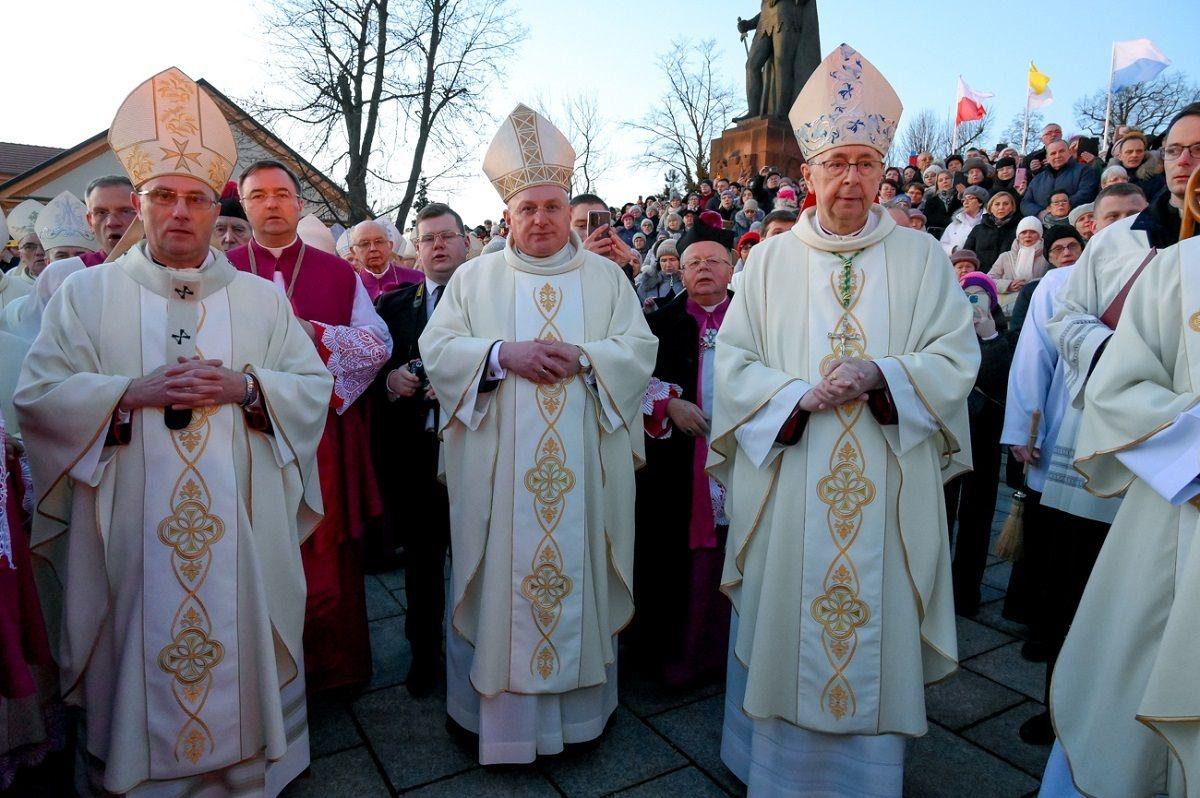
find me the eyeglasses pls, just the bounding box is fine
[353,237,390,250]
[812,159,884,178]
[682,257,730,271]
[18,242,43,253]
[89,207,138,222]
[1048,242,1082,256]
[138,188,217,209]
[242,189,296,204]
[1162,143,1200,161]
[416,231,463,245]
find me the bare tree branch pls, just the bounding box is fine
[626,39,736,191]
[894,108,993,165]
[1074,70,1200,137]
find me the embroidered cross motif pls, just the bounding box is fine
[827,327,863,357]
[174,285,195,300]
[171,329,192,345]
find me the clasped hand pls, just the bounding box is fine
[119,356,246,412]
[499,339,582,385]
[799,357,883,413]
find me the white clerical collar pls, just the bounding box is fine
[513,241,576,268]
[812,211,876,241]
[148,249,216,272]
[254,236,299,259]
[700,301,723,312]
[424,276,447,294]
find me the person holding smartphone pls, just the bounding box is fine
[946,271,1012,617]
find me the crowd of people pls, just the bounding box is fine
[0,45,1198,798]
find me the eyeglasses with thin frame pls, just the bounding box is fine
[416,231,463,245]
[89,207,138,222]
[682,256,731,271]
[1049,241,1082,256]
[1162,143,1200,161]
[138,188,218,209]
[353,237,390,250]
[242,189,296,204]
[812,159,884,178]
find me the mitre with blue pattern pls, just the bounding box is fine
[788,44,903,160]
[6,200,44,243]
[36,191,96,251]
[483,104,576,202]
[108,67,237,192]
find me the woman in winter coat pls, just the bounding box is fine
[964,189,1021,271]
[636,238,685,309]
[923,169,961,236]
[987,216,1050,311]
[733,198,764,238]
[940,185,989,256]
[659,212,685,241]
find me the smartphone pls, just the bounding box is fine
[1016,167,1028,186]
[586,210,611,238]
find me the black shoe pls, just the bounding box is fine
[1018,711,1054,745]
[405,657,440,698]
[1020,640,1052,662]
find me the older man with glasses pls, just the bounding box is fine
[710,45,978,794]
[349,219,422,301]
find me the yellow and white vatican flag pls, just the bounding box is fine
[1028,62,1053,109]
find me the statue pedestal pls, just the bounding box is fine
[709,116,805,184]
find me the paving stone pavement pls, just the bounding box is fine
[279,490,1052,798]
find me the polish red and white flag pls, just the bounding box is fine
[955,76,993,125]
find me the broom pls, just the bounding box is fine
[994,410,1041,561]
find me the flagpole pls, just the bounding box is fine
[1102,42,1116,157]
[1022,91,1030,154]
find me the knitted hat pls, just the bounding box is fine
[654,238,679,259]
[962,185,990,205]
[737,231,761,251]
[908,209,927,222]
[1016,216,1043,236]
[950,249,980,269]
[1043,224,1085,253]
[1068,203,1094,225]
[959,271,1000,311]
[995,156,1017,170]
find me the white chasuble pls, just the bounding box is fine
[139,281,241,776]
[798,245,888,723]
[510,270,587,693]
[1048,237,1200,798]
[709,208,978,738]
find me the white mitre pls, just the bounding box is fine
[335,229,352,258]
[788,43,903,159]
[7,200,45,242]
[108,66,237,191]
[482,104,575,201]
[374,217,403,252]
[297,213,336,255]
[0,207,7,245]
[400,235,417,260]
[35,191,96,251]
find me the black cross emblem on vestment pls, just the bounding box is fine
[174,285,195,300]
[171,329,191,345]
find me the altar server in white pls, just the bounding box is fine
[709,44,979,796]
[419,104,657,764]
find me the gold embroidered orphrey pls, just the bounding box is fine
[155,312,226,766]
[811,264,876,721]
[520,282,577,680]
[490,107,574,202]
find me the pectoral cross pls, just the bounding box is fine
[827,323,862,357]
[171,329,191,345]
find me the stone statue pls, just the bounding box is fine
[735,0,821,121]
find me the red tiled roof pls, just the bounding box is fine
[0,141,66,177]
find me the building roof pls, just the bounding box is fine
[0,142,66,178]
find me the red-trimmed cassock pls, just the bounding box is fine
[230,237,391,691]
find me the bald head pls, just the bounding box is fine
[350,220,394,273]
[680,240,733,306]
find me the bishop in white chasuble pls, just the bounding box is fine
[421,232,656,763]
[1042,236,1200,798]
[15,243,330,796]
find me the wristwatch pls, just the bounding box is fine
[577,350,592,374]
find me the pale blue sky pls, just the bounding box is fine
[6,0,1199,223]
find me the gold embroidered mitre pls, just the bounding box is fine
[6,199,45,242]
[108,67,237,192]
[483,104,575,202]
[788,44,903,160]
[36,191,97,251]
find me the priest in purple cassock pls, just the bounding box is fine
[629,219,737,687]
